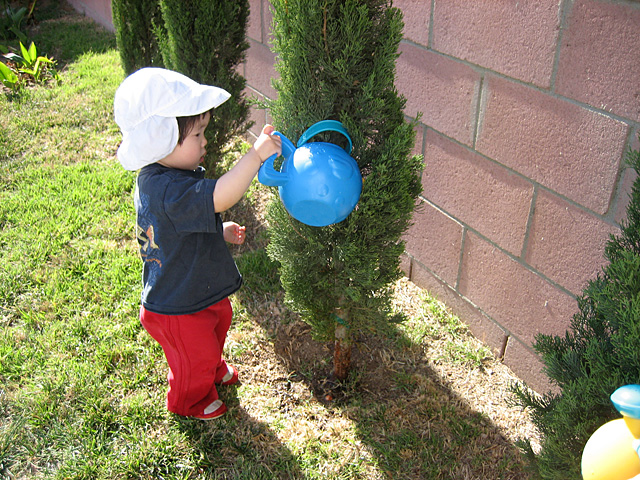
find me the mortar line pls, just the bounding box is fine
[415,124,625,226]
[520,184,539,260]
[472,75,485,149]
[421,198,578,301]
[428,0,435,49]
[455,226,467,292]
[397,39,639,130]
[409,257,516,354]
[549,0,572,92]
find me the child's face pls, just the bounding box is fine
[159,112,211,171]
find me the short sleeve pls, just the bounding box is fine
[162,175,218,234]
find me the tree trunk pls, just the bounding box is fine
[333,311,352,380]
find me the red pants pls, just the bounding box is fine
[140,298,233,417]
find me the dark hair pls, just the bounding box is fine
[176,109,213,145]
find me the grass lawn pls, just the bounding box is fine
[0,7,537,480]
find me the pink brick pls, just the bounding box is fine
[432,0,561,88]
[423,131,533,255]
[395,0,431,46]
[409,262,508,358]
[615,164,639,225]
[503,337,555,394]
[68,0,113,31]
[244,88,268,138]
[396,43,481,146]
[248,0,262,41]
[526,190,619,296]
[556,0,640,122]
[476,76,628,214]
[459,232,575,346]
[404,200,463,287]
[412,258,555,394]
[245,39,277,99]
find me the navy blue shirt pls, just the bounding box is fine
[134,163,242,315]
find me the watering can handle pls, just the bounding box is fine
[297,120,353,154]
[257,132,296,187]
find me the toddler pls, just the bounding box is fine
[114,67,281,419]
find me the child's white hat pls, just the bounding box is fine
[114,67,231,171]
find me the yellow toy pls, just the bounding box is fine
[582,385,640,480]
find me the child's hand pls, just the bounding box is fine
[253,124,282,163]
[212,125,282,213]
[223,222,246,245]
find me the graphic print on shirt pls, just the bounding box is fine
[135,188,163,270]
[136,224,160,263]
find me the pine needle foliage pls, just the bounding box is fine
[111,0,165,75]
[266,0,423,372]
[158,0,252,170]
[512,141,640,479]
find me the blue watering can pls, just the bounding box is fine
[258,120,362,227]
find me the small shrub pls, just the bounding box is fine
[1,41,59,92]
[266,0,423,379]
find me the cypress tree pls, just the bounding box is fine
[111,0,165,75]
[158,0,251,170]
[512,141,640,479]
[266,0,423,380]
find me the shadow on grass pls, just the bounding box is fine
[172,393,304,480]
[28,0,116,68]
[233,262,532,478]
[228,199,532,479]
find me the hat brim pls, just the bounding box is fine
[156,82,231,118]
[118,72,231,170]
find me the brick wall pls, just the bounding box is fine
[75,0,639,393]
